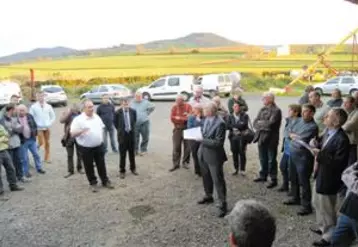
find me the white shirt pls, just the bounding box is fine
[29,102,56,130]
[70,113,105,148]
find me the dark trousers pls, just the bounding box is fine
[348,144,357,167]
[119,132,136,173]
[79,144,109,186]
[8,147,23,180]
[190,141,201,175]
[279,153,290,189]
[290,153,314,208]
[258,143,278,180]
[66,140,82,173]
[172,128,190,167]
[230,138,247,171]
[200,155,226,205]
[0,150,17,190]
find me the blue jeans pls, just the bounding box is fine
[21,138,42,174]
[258,144,278,180]
[103,126,117,152]
[135,121,150,153]
[279,153,290,188]
[9,147,24,180]
[331,214,358,247]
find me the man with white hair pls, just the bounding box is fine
[253,92,282,189]
[188,85,210,106]
[197,102,228,217]
[226,199,276,247]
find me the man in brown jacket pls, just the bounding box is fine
[169,95,192,172]
[253,92,282,188]
[342,96,358,166]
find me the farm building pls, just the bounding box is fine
[276,45,291,56]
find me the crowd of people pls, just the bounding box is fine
[2,84,358,246]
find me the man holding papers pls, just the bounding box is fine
[187,104,205,177]
[197,102,228,218]
[284,104,318,216]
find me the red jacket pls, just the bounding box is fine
[170,103,192,128]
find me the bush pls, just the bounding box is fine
[241,75,291,91]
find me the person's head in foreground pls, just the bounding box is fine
[135,91,143,102]
[83,99,94,117]
[232,88,243,101]
[288,104,301,118]
[304,85,315,94]
[262,92,275,106]
[192,103,203,117]
[10,94,20,105]
[102,94,110,104]
[324,107,348,129]
[121,98,129,110]
[203,102,218,118]
[175,94,185,106]
[17,104,28,117]
[226,200,276,247]
[194,85,204,98]
[37,91,45,104]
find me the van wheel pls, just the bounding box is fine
[181,92,190,101]
[142,92,151,101]
[209,90,217,98]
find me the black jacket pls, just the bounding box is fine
[97,103,115,129]
[327,98,343,108]
[113,108,137,144]
[253,104,282,146]
[227,112,249,139]
[315,128,350,195]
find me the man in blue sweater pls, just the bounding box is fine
[130,92,155,156]
[96,94,118,153]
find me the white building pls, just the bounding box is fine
[276,45,290,56]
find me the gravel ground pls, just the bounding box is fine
[0,95,327,247]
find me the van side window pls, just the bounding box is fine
[224,75,230,82]
[218,76,224,82]
[150,79,166,88]
[168,78,180,86]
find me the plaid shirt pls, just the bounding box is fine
[19,113,38,142]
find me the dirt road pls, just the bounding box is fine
[0,95,321,247]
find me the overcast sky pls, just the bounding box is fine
[1,0,358,57]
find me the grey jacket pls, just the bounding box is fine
[0,116,23,149]
[342,162,358,195]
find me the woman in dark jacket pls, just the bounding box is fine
[227,103,249,175]
[60,103,83,178]
[187,104,204,177]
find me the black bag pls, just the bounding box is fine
[242,116,255,144]
[339,191,358,221]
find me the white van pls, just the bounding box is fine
[195,73,234,98]
[137,75,195,101]
[0,81,22,108]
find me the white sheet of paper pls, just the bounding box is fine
[183,127,203,140]
[293,139,315,156]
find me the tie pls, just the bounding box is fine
[125,111,131,132]
[323,132,330,147]
[204,119,211,134]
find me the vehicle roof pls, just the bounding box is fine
[41,85,63,88]
[162,75,194,78]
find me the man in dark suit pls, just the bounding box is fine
[253,92,282,188]
[114,99,138,179]
[284,104,318,216]
[310,108,350,247]
[197,102,228,218]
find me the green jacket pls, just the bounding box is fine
[0,124,9,151]
[227,97,248,114]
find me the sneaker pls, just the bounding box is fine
[19,177,31,183]
[239,171,246,176]
[25,173,32,178]
[10,185,24,192]
[37,169,46,174]
[90,184,99,193]
[140,152,147,156]
[103,181,115,189]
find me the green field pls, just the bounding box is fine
[0,53,356,81]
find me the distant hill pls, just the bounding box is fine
[0,33,242,63]
[0,47,83,64]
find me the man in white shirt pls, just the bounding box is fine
[70,100,114,192]
[29,92,56,163]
